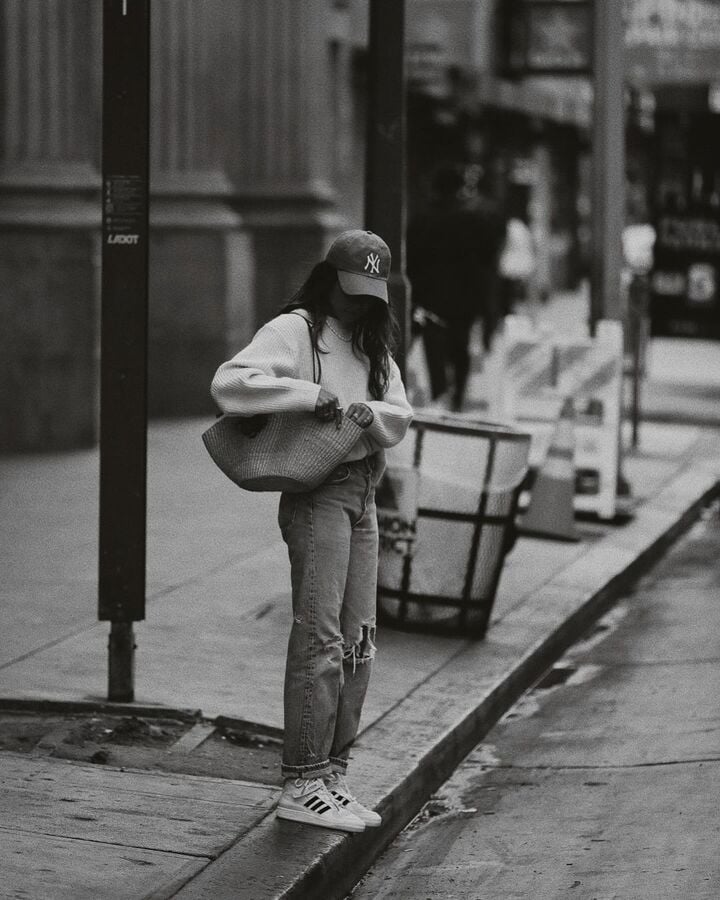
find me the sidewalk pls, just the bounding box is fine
[2,349,720,898]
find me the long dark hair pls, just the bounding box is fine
[278,260,399,400]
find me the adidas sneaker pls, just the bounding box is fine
[325,772,382,828]
[276,777,365,832]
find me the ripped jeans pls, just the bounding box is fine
[278,455,379,780]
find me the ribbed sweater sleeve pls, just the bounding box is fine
[363,358,413,450]
[210,317,321,415]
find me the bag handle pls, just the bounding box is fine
[288,311,322,385]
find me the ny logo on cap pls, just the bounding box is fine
[365,252,381,275]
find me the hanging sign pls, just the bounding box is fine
[503,0,593,76]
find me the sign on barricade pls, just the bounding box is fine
[555,321,624,520]
[376,465,420,564]
[494,315,624,520]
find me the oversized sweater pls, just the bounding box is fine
[211,311,413,463]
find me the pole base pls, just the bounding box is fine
[108,621,136,703]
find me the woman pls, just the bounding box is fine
[211,230,413,832]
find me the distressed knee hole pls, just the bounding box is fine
[342,624,377,672]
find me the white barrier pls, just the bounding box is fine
[376,412,531,635]
[555,321,624,520]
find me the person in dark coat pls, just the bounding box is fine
[407,164,507,410]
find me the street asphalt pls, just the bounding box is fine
[352,508,720,898]
[2,293,720,898]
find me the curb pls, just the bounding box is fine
[171,461,719,900]
[0,698,202,722]
[0,702,285,746]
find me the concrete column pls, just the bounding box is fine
[221,0,348,325]
[0,0,101,451]
[147,0,253,416]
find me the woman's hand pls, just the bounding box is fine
[347,402,374,429]
[315,388,342,424]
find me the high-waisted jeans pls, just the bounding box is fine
[278,455,379,780]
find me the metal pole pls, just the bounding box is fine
[590,0,633,515]
[631,320,641,449]
[108,622,136,701]
[629,272,649,449]
[364,0,410,375]
[590,0,625,329]
[100,0,151,702]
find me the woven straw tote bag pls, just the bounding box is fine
[202,410,365,492]
[202,313,366,492]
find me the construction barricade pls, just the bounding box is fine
[376,412,531,637]
[494,315,625,522]
[554,320,625,520]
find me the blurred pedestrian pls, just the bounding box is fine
[211,230,413,833]
[499,185,537,316]
[407,164,507,410]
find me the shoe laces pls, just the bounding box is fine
[327,772,357,802]
[294,777,343,810]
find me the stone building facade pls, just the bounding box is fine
[1,0,365,450]
[1,0,593,451]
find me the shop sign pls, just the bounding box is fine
[405,2,488,96]
[503,0,593,76]
[625,0,720,49]
[687,264,717,305]
[651,271,685,297]
[625,0,720,83]
[658,215,720,255]
[406,40,446,92]
[651,209,720,335]
[708,82,720,114]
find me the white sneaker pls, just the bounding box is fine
[276,777,366,832]
[325,772,382,828]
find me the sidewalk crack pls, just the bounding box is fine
[0,824,215,859]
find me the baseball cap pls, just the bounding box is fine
[325,230,391,303]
